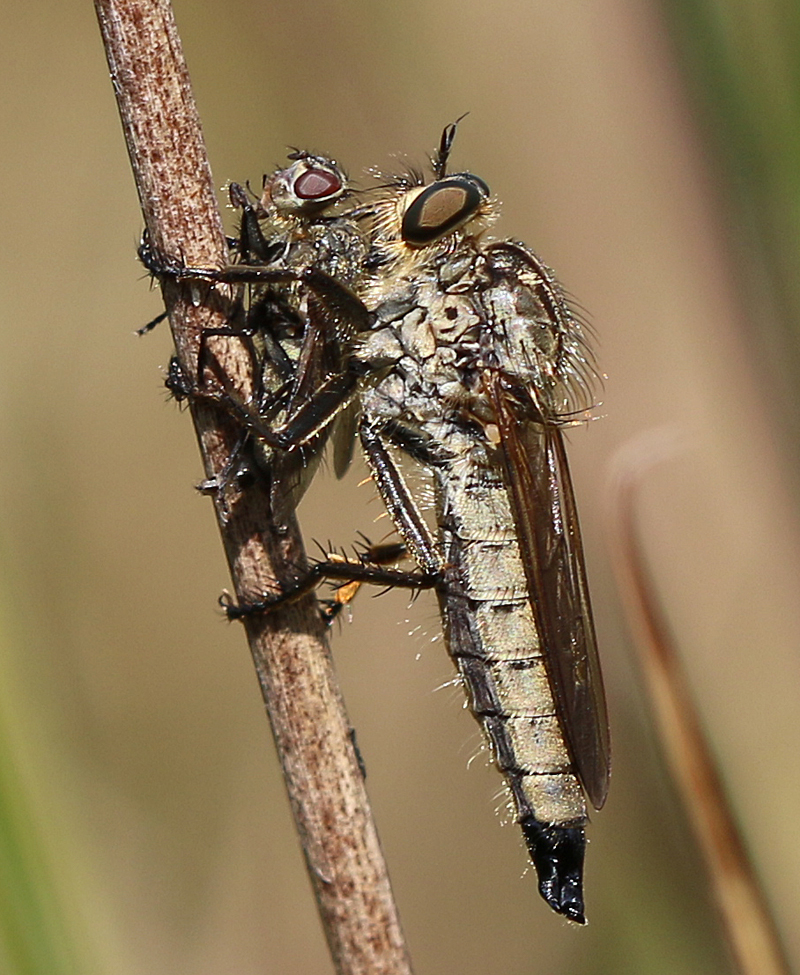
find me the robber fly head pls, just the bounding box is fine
[372,121,497,257]
[261,150,349,215]
[399,171,492,246]
[395,114,492,245]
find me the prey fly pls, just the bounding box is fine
[144,149,371,515]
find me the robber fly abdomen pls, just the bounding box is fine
[435,433,588,879]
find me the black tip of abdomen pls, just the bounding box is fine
[521,818,586,923]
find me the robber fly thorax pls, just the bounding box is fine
[345,127,609,923]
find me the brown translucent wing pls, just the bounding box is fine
[483,371,610,809]
[265,291,346,506]
[293,290,360,479]
[331,400,359,479]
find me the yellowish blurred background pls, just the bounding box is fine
[1,0,800,972]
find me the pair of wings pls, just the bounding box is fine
[480,241,610,811]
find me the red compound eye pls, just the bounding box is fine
[293,167,343,201]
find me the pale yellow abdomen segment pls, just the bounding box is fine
[436,455,587,827]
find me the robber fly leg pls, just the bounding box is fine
[224,554,438,621]
[137,233,193,279]
[137,309,169,336]
[139,236,373,336]
[318,539,409,624]
[359,420,444,578]
[159,324,353,460]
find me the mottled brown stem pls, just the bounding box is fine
[609,434,791,975]
[93,1,413,972]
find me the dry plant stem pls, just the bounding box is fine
[610,459,792,975]
[93,1,413,972]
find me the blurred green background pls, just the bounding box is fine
[1,0,800,972]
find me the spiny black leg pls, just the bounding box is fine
[138,234,187,278]
[139,237,373,338]
[520,818,586,924]
[318,539,410,623]
[359,421,443,576]
[224,559,438,620]
[162,354,262,507]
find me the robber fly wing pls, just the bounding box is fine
[484,371,610,809]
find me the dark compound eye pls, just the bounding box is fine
[293,166,344,202]
[401,173,490,246]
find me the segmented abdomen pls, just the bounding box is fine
[435,446,587,829]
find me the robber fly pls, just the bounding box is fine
[148,125,609,923]
[351,125,610,922]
